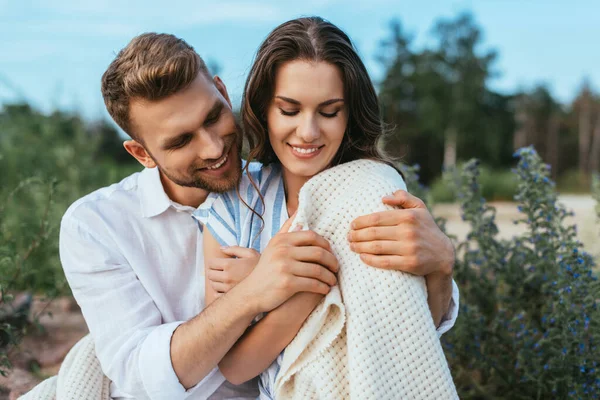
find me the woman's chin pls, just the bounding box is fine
[285,164,328,181]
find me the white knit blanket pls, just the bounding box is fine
[274,159,457,400]
[19,334,111,400]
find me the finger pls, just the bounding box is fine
[207,257,227,271]
[292,224,303,232]
[290,246,339,273]
[349,240,400,256]
[210,281,232,293]
[206,269,228,283]
[348,226,399,243]
[221,246,259,259]
[291,276,331,295]
[351,210,402,230]
[284,230,332,250]
[291,262,337,286]
[279,210,298,233]
[360,254,416,273]
[351,209,421,230]
[382,190,426,209]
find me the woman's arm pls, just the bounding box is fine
[203,223,335,384]
[218,292,323,385]
[203,229,223,307]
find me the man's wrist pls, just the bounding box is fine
[438,237,455,277]
[228,278,263,317]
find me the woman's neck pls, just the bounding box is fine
[282,167,311,217]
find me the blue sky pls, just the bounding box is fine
[1,0,599,122]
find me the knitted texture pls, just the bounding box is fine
[274,160,457,400]
[20,334,111,400]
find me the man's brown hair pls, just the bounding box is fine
[101,33,211,140]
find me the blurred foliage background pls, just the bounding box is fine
[1,10,599,397]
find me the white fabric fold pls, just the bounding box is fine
[274,159,458,400]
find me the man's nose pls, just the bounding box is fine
[198,131,225,161]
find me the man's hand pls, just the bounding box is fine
[238,217,339,314]
[206,246,259,294]
[348,190,454,277]
[348,190,454,327]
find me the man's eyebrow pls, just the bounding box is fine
[275,96,344,107]
[160,101,225,150]
[204,101,224,124]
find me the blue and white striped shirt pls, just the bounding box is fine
[193,161,460,399]
[194,162,287,399]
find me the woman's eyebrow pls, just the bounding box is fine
[275,96,344,107]
[275,96,300,105]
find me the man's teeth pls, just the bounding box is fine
[292,147,319,154]
[207,155,227,170]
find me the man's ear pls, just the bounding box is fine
[123,140,157,168]
[213,76,232,109]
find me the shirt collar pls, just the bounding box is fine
[138,167,172,218]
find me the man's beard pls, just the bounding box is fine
[152,130,243,193]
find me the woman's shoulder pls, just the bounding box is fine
[312,159,405,191]
[194,162,283,220]
[240,161,283,199]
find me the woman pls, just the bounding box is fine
[197,17,455,399]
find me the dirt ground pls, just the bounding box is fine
[2,195,597,399]
[434,194,599,258]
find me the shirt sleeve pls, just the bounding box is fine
[435,279,460,337]
[60,214,225,400]
[193,191,240,247]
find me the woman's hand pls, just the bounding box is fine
[206,246,260,295]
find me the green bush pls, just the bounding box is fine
[557,169,593,194]
[442,148,600,399]
[593,173,600,221]
[430,165,518,203]
[0,104,140,294]
[0,103,140,375]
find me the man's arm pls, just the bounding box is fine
[202,219,338,385]
[218,292,323,385]
[348,190,456,328]
[60,216,262,398]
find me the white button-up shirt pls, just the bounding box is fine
[60,167,258,399]
[60,165,459,400]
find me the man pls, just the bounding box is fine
[60,33,458,399]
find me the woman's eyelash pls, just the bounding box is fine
[278,109,340,118]
[279,109,299,116]
[320,111,339,118]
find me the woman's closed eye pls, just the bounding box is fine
[320,110,340,118]
[279,108,299,116]
[278,108,341,118]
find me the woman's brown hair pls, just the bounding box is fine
[241,16,395,170]
[240,17,399,242]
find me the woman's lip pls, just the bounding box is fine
[288,143,324,159]
[287,143,323,149]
